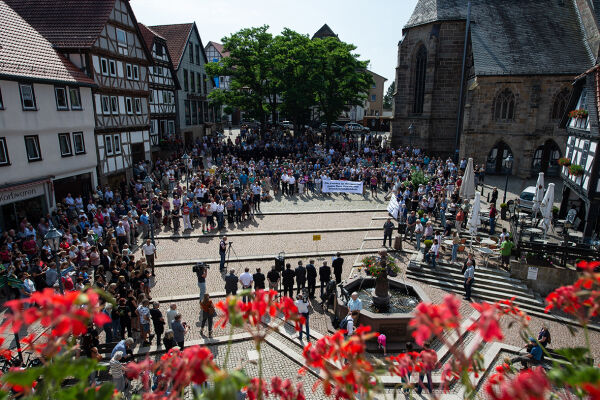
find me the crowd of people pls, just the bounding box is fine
[0,122,531,395]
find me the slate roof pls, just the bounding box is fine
[3,0,114,49]
[312,24,338,39]
[149,23,195,70]
[0,1,95,85]
[207,41,229,58]
[404,0,594,76]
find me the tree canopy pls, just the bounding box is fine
[383,81,395,109]
[206,26,372,131]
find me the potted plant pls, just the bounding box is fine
[361,254,399,278]
[558,157,571,167]
[500,203,508,220]
[568,109,589,119]
[423,239,433,253]
[552,206,559,219]
[569,164,584,177]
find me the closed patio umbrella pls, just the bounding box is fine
[541,183,555,238]
[532,172,545,220]
[459,158,476,200]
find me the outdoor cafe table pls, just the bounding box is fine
[476,246,497,267]
[480,238,496,246]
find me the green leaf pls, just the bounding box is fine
[552,347,589,363]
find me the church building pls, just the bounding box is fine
[392,0,594,178]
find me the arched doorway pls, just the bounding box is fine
[532,140,561,176]
[486,142,513,174]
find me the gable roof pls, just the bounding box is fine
[150,23,208,70]
[312,24,338,40]
[368,70,388,81]
[0,1,95,85]
[3,0,115,49]
[404,0,593,76]
[137,23,164,51]
[206,41,229,58]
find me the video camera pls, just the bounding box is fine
[192,262,209,274]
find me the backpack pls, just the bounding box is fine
[339,316,349,331]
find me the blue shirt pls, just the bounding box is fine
[530,344,543,361]
[347,298,363,312]
[111,340,127,358]
[139,214,149,225]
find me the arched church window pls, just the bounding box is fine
[551,89,569,120]
[413,45,427,114]
[493,89,515,121]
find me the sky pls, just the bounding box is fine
[130,0,419,92]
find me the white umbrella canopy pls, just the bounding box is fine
[459,158,476,200]
[541,183,555,236]
[532,172,545,216]
[467,192,481,236]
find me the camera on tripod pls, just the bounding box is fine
[192,262,209,273]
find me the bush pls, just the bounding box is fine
[410,170,429,186]
[424,239,433,249]
[569,164,584,176]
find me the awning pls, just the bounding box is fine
[0,176,54,192]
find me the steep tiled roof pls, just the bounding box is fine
[0,1,95,85]
[149,23,194,70]
[138,23,164,51]
[312,24,338,40]
[3,0,114,49]
[207,41,229,58]
[404,0,593,76]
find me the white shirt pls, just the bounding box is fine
[239,272,253,287]
[166,309,177,329]
[295,299,309,314]
[345,315,354,335]
[142,243,156,255]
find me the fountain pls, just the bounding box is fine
[334,250,430,349]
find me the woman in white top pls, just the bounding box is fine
[294,295,310,342]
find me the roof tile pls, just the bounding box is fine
[149,23,193,70]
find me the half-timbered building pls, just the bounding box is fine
[139,23,179,153]
[6,0,153,186]
[151,23,214,146]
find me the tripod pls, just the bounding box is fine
[223,242,243,274]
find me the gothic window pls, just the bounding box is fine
[494,89,515,121]
[551,89,569,120]
[413,45,427,114]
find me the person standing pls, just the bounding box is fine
[463,260,475,302]
[137,299,152,347]
[267,265,280,292]
[416,343,437,395]
[489,203,497,235]
[182,202,192,231]
[383,218,394,248]
[332,253,344,284]
[224,269,238,296]
[253,268,266,290]
[195,264,207,301]
[149,302,165,347]
[199,294,215,338]
[294,294,310,342]
[405,211,417,242]
[295,261,306,295]
[455,208,465,235]
[500,237,514,270]
[319,261,331,296]
[141,239,157,277]
[219,236,228,271]
[239,267,253,303]
[171,313,186,349]
[282,263,295,298]
[414,219,424,252]
[166,303,178,330]
[305,260,317,299]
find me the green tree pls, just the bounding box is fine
[206,26,280,125]
[383,81,395,109]
[312,37,372,134]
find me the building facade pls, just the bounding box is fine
[205,41,239,124]
[0,1,97,230]
[151,23,214,146]
[365,70,387,118]
[139,23,179,152]
[391,0,591,178]
[6,0,154,187]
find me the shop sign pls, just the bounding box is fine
[0,185,43,206]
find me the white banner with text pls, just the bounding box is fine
[321,180,364,194]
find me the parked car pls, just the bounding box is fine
[319,123,343,132]
[344,122,364,133]
[281,121,293,129]
[517,186,536,212]
[362,126,371,133]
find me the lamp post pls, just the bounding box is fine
[182,153,190,191]
[143,175,155,246]
[44,227,64,294]
[502,155,514,204]
[408,123,416,149]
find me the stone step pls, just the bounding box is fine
[405,272,600,332]
[406,270,541,307]
[408,264,533,295]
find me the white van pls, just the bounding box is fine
[518,186,536,212]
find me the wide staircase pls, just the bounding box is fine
[406,257,600,332]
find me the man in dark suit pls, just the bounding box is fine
[305,259,317,299]
[319,261,331,296]
[224,269,238,295]
[332,252,344,284]
[295,261,306,295]
[281,263,295,298]
[253,268,266,290]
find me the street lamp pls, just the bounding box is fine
[502,154,514,204]
[44,227,64,294]
[408,123,416,149]
[143,175,155,246]
[182,153,190,191]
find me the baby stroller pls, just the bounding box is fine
[320,280,337,311]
